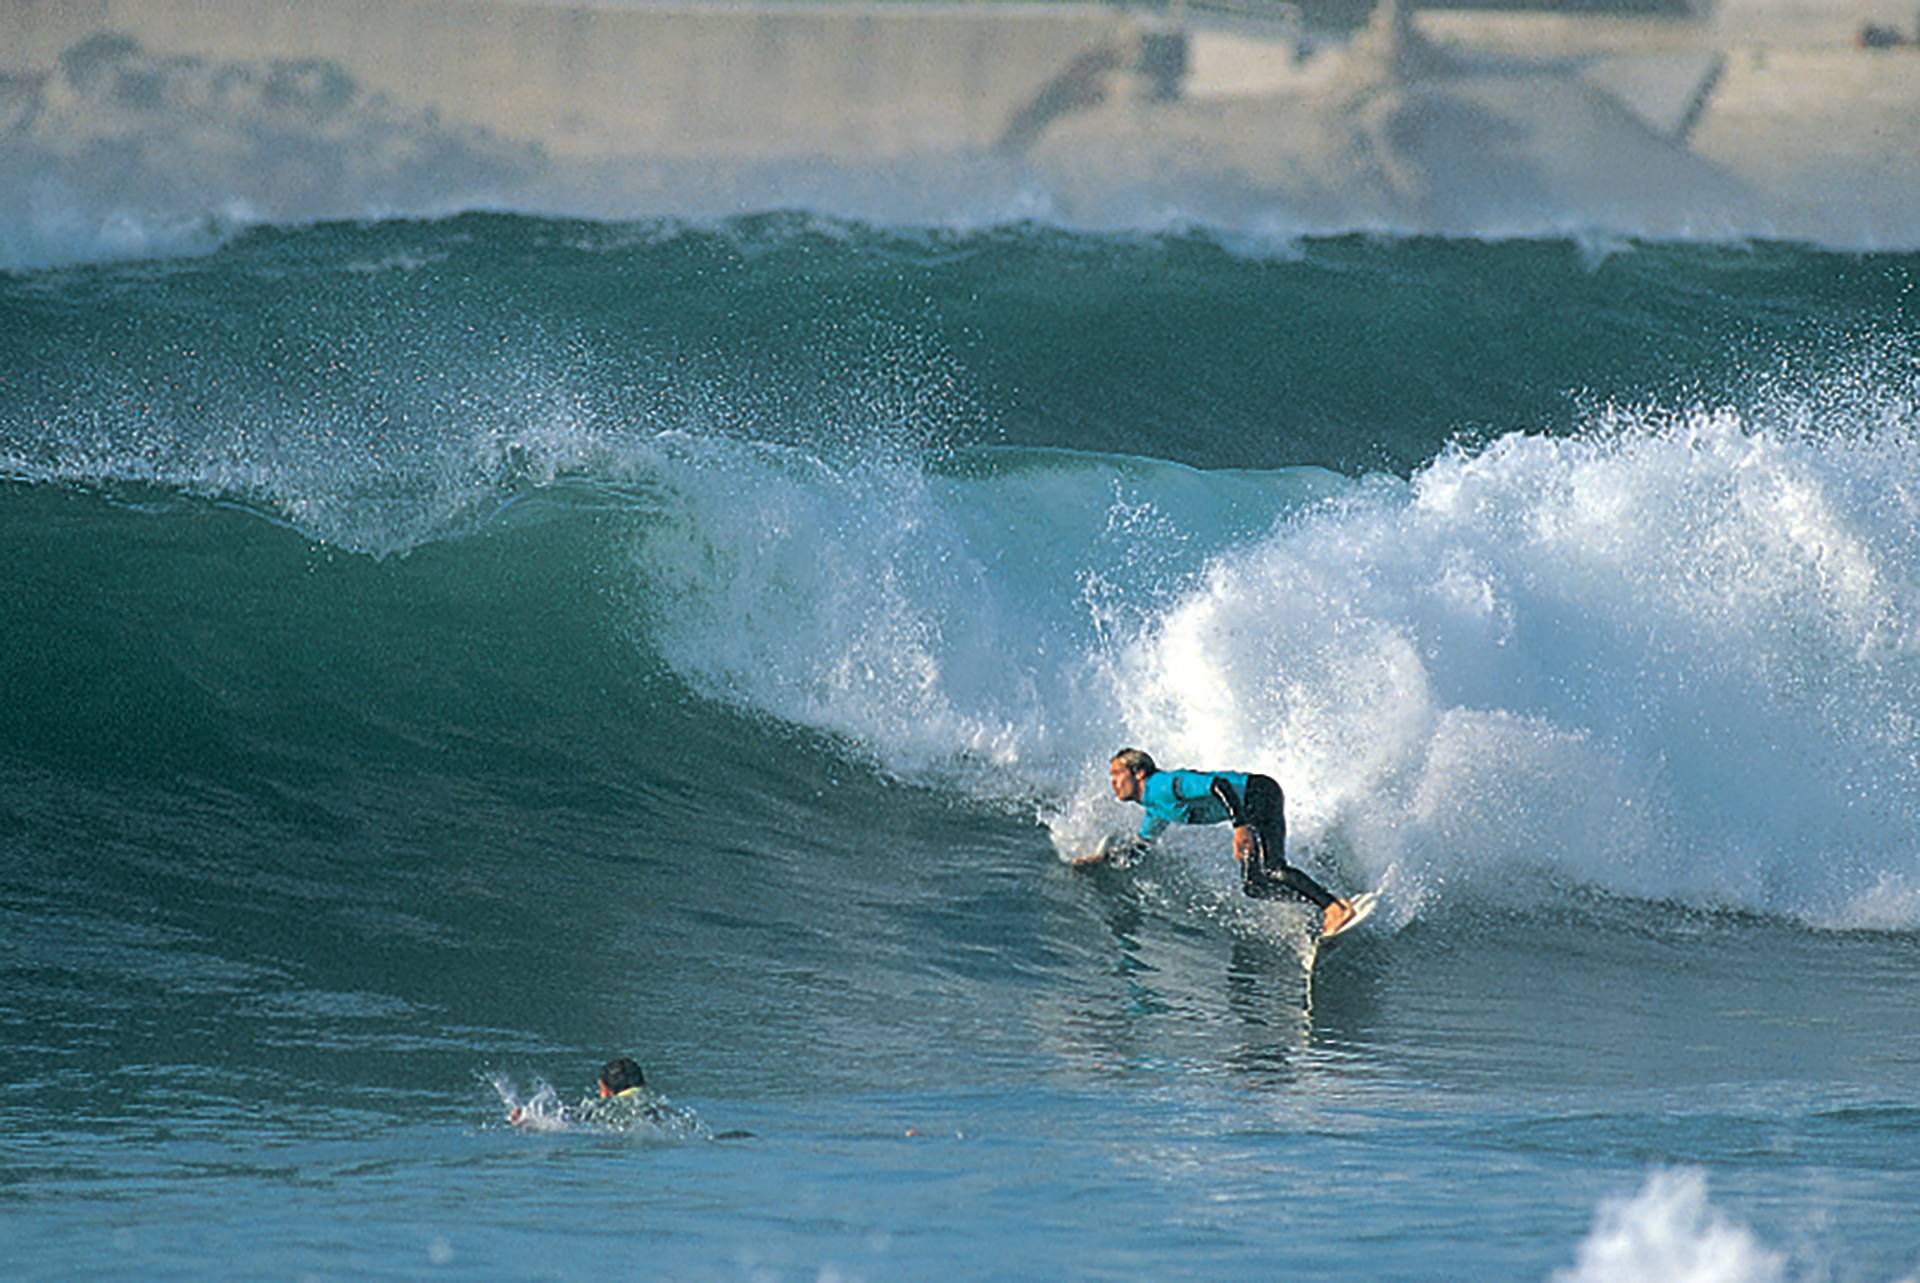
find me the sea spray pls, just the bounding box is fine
[1555,1170,1786,1283]
[625,406,1920,926]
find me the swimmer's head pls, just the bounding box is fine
[598,1057,646,1097]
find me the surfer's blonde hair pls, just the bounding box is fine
[1110,748,1156,775]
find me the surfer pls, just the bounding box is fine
[1087,748,1356,936]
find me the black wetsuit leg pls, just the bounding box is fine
[1239,775,1335,908]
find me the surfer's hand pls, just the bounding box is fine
[1071,835,1147,867]
[508,1106,526,1126]
[1232,825,1255,865]
[1099,835,1151,867]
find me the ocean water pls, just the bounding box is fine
[4,214,1920,1281]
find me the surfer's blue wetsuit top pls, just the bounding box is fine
[1135,770,1252,842]
[1128,767,1334,908]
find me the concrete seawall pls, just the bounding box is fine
[7,0,1134,158]
[5,0,1919,260]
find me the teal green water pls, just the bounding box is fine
[4,216,1919,1280]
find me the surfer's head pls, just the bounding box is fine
[1109,748,1156,803]
[597,1057,646,1097]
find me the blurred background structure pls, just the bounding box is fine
[4,0,1918,258]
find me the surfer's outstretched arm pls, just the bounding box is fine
[1070,834,1149,868]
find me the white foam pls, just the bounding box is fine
[1109,406,1920,921]
[1554,1170,1785,1283]
[634,382,1920,927]
[0,180,256,274]
[1816,871,1920,933]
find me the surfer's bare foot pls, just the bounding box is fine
[1321,899,1356,937]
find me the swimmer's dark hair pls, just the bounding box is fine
[1110,748,1157,775]
[600,1057,646,1093]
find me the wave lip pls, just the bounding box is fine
[620,393,1920,929]
[1103,404,1920,926]
[21,396,1916,931]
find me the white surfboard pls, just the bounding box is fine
[1312,889,1379,961]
